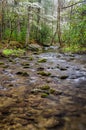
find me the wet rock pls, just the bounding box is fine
[31,88,42,94]
[57,54,62,58]
[38,58,47,63]
[29,56,34,61]
[57,66,67,71]
[37,71,51,76]
[84,65,86,68]
[40,85,50,90]
[16,71,29,76]
[28,44,42,52]
[0,62,4,65]
[41,93,49,98]
[0,51,6,58]
[2,65,9,68]
[68,54,75,57]
[60,96,72,104]
[21,62,30,66]
[54,90,63,95]
[50,89,56,94]
[37,67,44,71]
[59,74,68,79]
[23,66,30,69]
[43,118,62,129]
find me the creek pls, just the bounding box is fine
[0,46,86,130]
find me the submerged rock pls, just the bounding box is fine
[59,74,68,79]
[0,61,4,64]
[38,58,47,63]
[37,71,51,76]
[40,85,50,90]
[41,93,49,98]
[16,71,29,76]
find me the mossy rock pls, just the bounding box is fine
[41,93,49,98]
[40,85,50,90]
[2,49,25,56]
[3,65,9,68]
[58,66,67,71]
[38,71,51,76]
[50,89,56,94]
[8,58,14,62]
[31,89,42,94]
[0,62,4,65]
[37,67,44,71]
[23,66,30,69]
[21,62,30,66]
[16,71,29,76]
[28,44,42,52]
[29,56,34,61]
[38,58,47,63]
[59,75,68,79]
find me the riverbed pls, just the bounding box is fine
[0,47,86,130]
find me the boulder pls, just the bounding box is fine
[28,44,42,52]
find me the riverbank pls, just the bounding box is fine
[62,44,86,54]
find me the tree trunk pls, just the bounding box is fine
[57,0,62,47]
[1,0,4,40]
[36,0,41,41]
[17,17,21,36]
[25,6,31,47]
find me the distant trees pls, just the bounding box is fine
[62,0,86,46]
[0,0,85,48]
[0,0,54,46]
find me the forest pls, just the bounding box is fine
[0,0,86,130]
[0,0,86,52]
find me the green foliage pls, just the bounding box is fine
[3,23,52,46]
[37,23,52,45]
[62,44,86,53]
[3,27,26,42]
[30,23,52,45]
[62,4,86,47]
[3,29,10,39]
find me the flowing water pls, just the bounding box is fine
[0,47,86,130]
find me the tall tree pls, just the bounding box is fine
[57,0,62,46]
[25,6,31,46]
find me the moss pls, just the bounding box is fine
[2,49,25,56]
[50,89,56,94]
[0,62,4,65]
[41,93,49,98]
[40,85,50,90]
[37,71,51,76]
[21,62,30,66]
[29,56,34,61]
[38,58,47,63]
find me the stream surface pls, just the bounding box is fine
[0,46,86,130]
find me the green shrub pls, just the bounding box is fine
[30,23,52,45]
[62,5,86,47]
